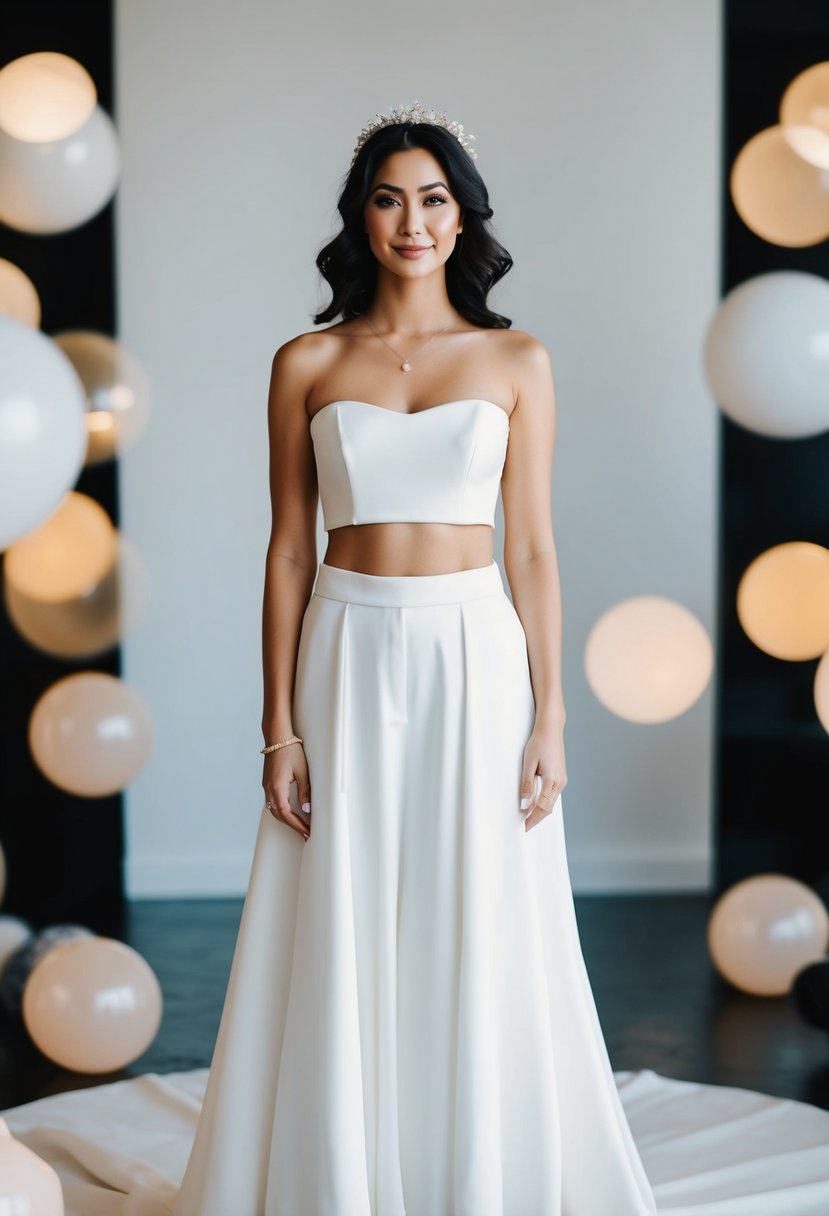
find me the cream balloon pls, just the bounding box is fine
[814,647,829,735]
[4,490,117,603]
[736,542,829,660]
[52,331,151,463]
[22,937,162,1073]
[708,874,829,996]
[0,104,120,235]
[780,62,829,169]
[3,533,150,659]
[730,124,829,246]
[0,314,87,551]
[0,916,33,970]
[0,1116,64,1214]
[584,596,713,723]
[0,51,96,143]
[28,672,154,797]
[0,258,41,327]
[702,271,829,438]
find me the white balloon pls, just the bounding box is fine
[703,271,829,438]
[0,916,33,970]
[0,103,120,235]
[0,315,87,551]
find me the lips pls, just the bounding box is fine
[394,245,434,259]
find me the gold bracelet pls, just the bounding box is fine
[260,735,303,755]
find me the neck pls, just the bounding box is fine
[365,270,461,336]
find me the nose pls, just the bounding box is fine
[400,207,423,237]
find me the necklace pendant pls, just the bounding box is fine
[401,360,411,372]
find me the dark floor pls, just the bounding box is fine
[1,893,828,1113]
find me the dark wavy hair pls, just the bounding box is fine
[313,121,513,328]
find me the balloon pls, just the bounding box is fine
[4,490,117,602]
[0,924,94,1019]
[0,1116,63,1215]
[708,874,829,995]
[28,671,154,797]
[585,595,712,723]
[780,62,829,169]
[0,103,120,234]
[814,649,829,736]
[737,542,829,660]
[0,51,96,143]
[22,937,163,1073]
[0,257,41,327]
[730,124,829,246]
[703,271,829,438]
[0,314,87,551]
[52,330,151,464]
[3,532,150,659]
[0,916,33,971]
[791,958,829,1029]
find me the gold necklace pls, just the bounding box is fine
[364,315,453,372]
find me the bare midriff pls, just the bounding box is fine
[322,523,495,577]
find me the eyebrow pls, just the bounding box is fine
[370,181,450,194]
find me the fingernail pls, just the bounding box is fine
[520,796,530,810]
[302,802,311,814]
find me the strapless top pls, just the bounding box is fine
[309,398,510,531]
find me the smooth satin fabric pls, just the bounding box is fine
[6,1065,829,1216]
[309,398,510,530]
[171,559,658,1215]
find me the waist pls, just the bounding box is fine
[322,520,495,580]
[313,558,505,607]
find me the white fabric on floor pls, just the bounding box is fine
[2,1066,829,1216]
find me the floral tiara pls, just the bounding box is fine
[350,100,478,168]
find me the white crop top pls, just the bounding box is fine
[309,398,510,530]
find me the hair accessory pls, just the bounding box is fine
[350,100,478,168]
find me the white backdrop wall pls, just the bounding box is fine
[115,0,721,897]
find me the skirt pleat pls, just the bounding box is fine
[173,559,657,1216]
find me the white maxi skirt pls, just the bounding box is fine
[173,558,657,1216]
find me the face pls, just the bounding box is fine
[364,147,464,276]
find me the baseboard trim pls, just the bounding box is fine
[126,846,711,898]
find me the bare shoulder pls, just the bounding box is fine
[272,327,341,375]
[501,329,555,416]
[501,327,552,369]
[269,327,344,415]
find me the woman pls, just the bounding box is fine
[173,102,657,1216]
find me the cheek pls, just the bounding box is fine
[433,209,461,236]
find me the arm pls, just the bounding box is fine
[261,338,320,834]
[500,335,567,827]
[261,338,319,741]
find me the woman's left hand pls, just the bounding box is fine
[520,722,567,832]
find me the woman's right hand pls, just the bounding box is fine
[263,744,311,840]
